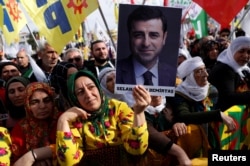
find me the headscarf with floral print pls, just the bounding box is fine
[19,82,59,151]
[67,70,109,136]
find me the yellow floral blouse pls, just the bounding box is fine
[56,99,148,165]
[0,127,11,166]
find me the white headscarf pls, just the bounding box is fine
[179,48,191,59]
[217,36,250,79]
[98,67,126,101]
[176,56,209,101]
[145,97,166,115]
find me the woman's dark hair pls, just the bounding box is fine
[203,40,219,55]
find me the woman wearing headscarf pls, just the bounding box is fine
[50,61,78,111]
[208,36,250,150]
[98,67,127,102]
[208,36,250,111]
[11,82,61,165]
[56,70,150,166]
[201,40,220,73]
[167,57,237,156]
[4,76,30,131]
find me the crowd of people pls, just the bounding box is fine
[0,5,250,166]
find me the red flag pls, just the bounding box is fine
[193,0,248,27]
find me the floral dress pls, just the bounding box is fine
[56,99,148,166]
[0,127,11,166]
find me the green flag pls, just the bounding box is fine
[189,4,208,39]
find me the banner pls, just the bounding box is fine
[193,0,248,28]
[0,0,27,45]
[21,0,98,54]
[167,0,192,17]
[189,3,208,39]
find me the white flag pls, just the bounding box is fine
[94,20,111,44]
[241,9,250,36]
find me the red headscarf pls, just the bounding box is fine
[19,82,59,151]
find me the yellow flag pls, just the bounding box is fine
[21,0,99,54]
[0,0,27,45]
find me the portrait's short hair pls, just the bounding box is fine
[126,6,168,34]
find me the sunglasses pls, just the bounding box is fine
[46,50,58,54]
[68,57,81,63]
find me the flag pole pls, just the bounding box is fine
[97,1,117,51]
[25,24,39,47]
[229,4,250,39]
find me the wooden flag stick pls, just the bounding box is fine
[25,24,39,47]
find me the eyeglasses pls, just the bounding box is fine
[46,50,58,54]
[68,57,81,63]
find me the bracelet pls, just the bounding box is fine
[31,149,37,161]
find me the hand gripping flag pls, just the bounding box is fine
[0,0,27,45]
[20,0,98,54]
[193,0,248,28]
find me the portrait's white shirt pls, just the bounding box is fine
[133,57,159,86]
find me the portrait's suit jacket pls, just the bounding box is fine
[116,56,176,86]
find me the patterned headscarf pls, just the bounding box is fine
[19,82,59,150]
[67,70,109,136]
[5,76,30,120]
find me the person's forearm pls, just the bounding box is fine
[133,112,146,127]
[57,117,71,132]
[168,144,190,163]
[33,146,52,161]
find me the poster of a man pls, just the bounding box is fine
[115,4,182,96]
